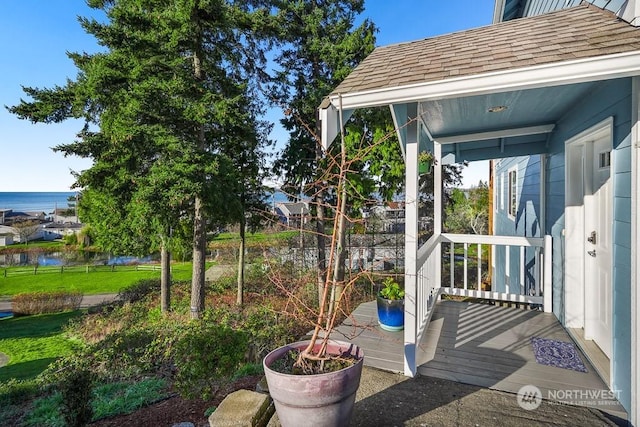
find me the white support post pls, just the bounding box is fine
[434,141,442,236]
[403,106,419,377]
[543,235,553,313]
[434,142,442,291]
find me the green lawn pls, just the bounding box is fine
[0,262,195,296]
[0,241,65,253]
[211,230,297,247]
[0,311,82,381]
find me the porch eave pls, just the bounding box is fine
[323,50,640,114]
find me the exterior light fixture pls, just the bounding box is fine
[488,105,508,113]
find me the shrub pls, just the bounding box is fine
[117,278,160,304]
[59,369,93,427]
[0,378,40,407]
[173,323,248,400]
[12,291,83,316]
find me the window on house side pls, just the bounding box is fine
[508,169,517,219]
[500,173,504,211]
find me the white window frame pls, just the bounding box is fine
[500,172,505,211]
[508,166,517,220]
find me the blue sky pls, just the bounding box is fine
[0,0,494,192]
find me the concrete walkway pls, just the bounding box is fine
[268,366,625,426]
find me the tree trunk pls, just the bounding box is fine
[326,102,348,323]
[315,191,326,306]
[189,42,206,320]
[160,241,171,314]
[190,195,207,319]
[315,119,327,307]
[237,215,245,306]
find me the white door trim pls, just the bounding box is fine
[564,117,614,354]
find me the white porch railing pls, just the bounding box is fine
[415,232,553,342]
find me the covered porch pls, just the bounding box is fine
[333,298,627,419]
[319,4,640,424]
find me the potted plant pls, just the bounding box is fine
[262,114,365,427]
[419,150,436,175]
[376,276,405,331]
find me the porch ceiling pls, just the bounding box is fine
[423,82,596,161]
[421,82,593,138]
[320,4,640,155]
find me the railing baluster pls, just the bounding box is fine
[535,247,541,296]
[520,246,525,296]
[505,245,510,295]
[449,242,454,288]
[477,243,482,290]
[463,243,468,290]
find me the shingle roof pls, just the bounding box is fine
[331,4,640,96]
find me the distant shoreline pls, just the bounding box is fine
[0,192,77,214]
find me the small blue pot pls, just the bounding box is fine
[376,294,404,331]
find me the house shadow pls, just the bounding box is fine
[0,357,58,381]
[349,299,626,425]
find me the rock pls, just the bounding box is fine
[172,423,194,427]
[208,389,274,427]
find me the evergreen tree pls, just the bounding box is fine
[270,1,405,301]
[9,0,275,318]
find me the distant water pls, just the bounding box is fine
[0,190,294,215]
[0,192,77,214]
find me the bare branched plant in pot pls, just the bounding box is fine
[262,105,402,427]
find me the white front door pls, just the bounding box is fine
[565,118,613,361]
[584,134,613,358]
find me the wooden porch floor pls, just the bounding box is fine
[334,299,627,419]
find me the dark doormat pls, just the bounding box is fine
[530,337,587,372]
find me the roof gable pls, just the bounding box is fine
[331,5,640,96]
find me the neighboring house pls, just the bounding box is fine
[41,222,83,241]
[366,201,406,233]
[320,2,640,422]
[0,233,13,247]
[51,208,78,224]
[0,209,45,225]
[0,211,47,243]
[274,202,310,229]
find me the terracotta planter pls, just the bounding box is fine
[376,294,404,331]
[263,339,364,427]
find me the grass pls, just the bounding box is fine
[0,262,195,296]
[210,230,297,248]
[0,241,65,253]
[0,311,82,382]
[22,378,170,427]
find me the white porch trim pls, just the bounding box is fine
[434,124,556,145]
[631,75,640,427]
[325,51,640,112]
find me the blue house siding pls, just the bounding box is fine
[543,78,632,412]
[493,155,541,294]
[493,78,632,412]
[612,134,632,413]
